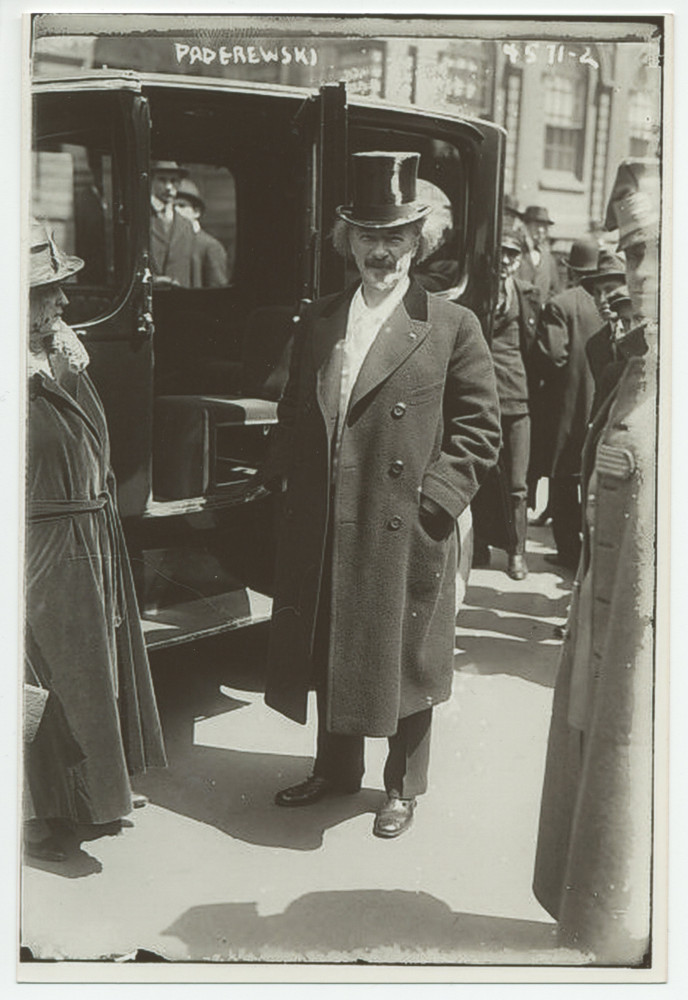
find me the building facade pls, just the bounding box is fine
[33,27,662,248]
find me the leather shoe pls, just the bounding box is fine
[507,554,528,580]
[131,792,149,809]
[373,793,416,839]
[275,774,360,807]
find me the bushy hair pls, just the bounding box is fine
[330,216,446,264]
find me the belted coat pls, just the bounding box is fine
[261,279,501,736]
[25,368,166,825]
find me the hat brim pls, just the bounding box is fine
[30,255,84,288]
[581,268,627,284]
[336,204,431,228]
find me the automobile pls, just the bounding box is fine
[31,70,505,649]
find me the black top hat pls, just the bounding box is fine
[523,205,555,226]
[336,152,430,229]
[566,239,600,273]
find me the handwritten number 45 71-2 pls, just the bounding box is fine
[502,42,599,70]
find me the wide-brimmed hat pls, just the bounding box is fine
[336,152,430,229]
[604,158,660,251]
[175,177,205,212]
[30,218,84,288]
[523,205,555,226]
[503,194,523,220]
[581,249,627,286]
[501,225,524,254]
[151,159,189,178]
[566,239,600,274]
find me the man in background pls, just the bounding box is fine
[518,205,562,301]
[175,178,229,289]
[150,160,196,288]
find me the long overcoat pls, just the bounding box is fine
[532,335,655,962]
[26,368,166,825]
[531,285,602,479]
[472,278,541,550]
[261,279,501,736]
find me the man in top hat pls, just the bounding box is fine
[531,239,603,569]
[174,177,229,289]
[517,205,562,301]
[472,225,541,579]
[150,160,197,288]
[533,160,660,962]
[256,151,501,839]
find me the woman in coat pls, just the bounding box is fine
[24,221,166,862]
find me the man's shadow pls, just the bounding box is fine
[130,628,381,852]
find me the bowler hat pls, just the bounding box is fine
[566,239,599,274]
[503,194,523,219]
[523,205,555,226]
[151,160,189,178]
[175,177,205,212]
[336,152,430,228]
[30,218,84,288]
[604,158,660,251]
[581,249,627,286]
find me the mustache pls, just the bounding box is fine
[364,257,396,271]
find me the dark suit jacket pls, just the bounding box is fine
[517,244,562,301]
[150,210,196,287]
[533,285,602,478]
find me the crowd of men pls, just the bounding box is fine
[474,192,640,579]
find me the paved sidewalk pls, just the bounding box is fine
[21,527,588,966]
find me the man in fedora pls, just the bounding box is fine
[257,151,500,839]
[174,177,229,288]
[580,251,636,414]
[518,205,562,301]
[532,240,602,569]
[472,225,541,579]
[533,158,660,962]
[150,160,196,288]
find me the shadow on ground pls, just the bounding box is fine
[120,627,382,852]
[160,889,570,963]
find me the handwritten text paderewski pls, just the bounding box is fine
[175,43,318,67]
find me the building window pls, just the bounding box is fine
[628,89,656,158]
[436,41,494,119]
[543,61,587,179]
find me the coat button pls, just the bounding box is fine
[391,402,407,419]
[387,515,403,530]
[389,460,404,478]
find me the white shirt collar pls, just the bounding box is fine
[350,275,410,325]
